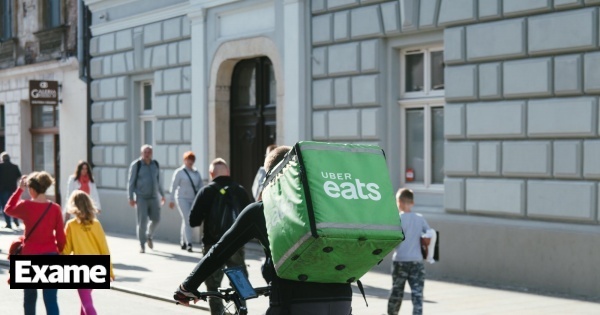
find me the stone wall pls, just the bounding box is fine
[310,0,600,298]
[444,2,600,223]
[89,15,192,194]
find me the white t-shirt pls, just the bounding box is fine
[392,212,431,262]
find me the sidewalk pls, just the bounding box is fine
[1,227,598,314]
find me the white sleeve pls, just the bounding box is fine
[64,176,76,215]
[90,181,102,210]
[169,168,181,202]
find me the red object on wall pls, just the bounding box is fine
[406,168,415,182]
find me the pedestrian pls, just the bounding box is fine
[174,146,353,314]
[387,188,434,315]
[5,171,66,315]
[64,161,102,222]
[168,151,203,252]
[62,190,114,315]
[0,152,22,229]
[185,158,251,315]
[251,144,277,201]
[127,144,165,253]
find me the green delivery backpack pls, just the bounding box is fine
[262,141,404,284]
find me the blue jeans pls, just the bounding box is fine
[24,253,59,315]
[24,288,59,315]
[0,190,19,227]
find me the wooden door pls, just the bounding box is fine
[230,57,276,199]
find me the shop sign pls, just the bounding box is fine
[29,80,59,106]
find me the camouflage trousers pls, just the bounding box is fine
[387,261,425,315]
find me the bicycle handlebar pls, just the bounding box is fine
[197,286,271,302]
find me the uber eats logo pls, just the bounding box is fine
[321,172,381,201]
[10,255,110,289]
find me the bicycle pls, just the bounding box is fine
[176,266,270,314]
[193,286,271,315]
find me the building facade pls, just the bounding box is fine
[84,0,600,299]
[0,0,87,202]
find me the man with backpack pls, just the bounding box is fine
[127,144,165,253]
[188,157,251,315]
[175,146,354,314]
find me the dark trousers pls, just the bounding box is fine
[203,245,246,315]
[24,288,59,315]
[0,190,19,227]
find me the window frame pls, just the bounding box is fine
[399,44,445,193]
[400,45,445,99]
[0,104,5,152]
[0,0,13,40]
[399,98,445,192]
[40,0,63,30]
[139,81,155,147]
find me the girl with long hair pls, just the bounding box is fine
[63,190,114,315]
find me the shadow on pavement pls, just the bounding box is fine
[113,263,150,272]
[145,250,203,263]
[114,276,142,283]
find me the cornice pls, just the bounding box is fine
[89,2,191,36]
[0,57,79,80]
[83,0,138,12]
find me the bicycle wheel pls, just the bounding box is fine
[222,301,238,315]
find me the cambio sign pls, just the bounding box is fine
[10,255,110,289]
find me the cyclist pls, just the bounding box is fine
[174,146,353,314]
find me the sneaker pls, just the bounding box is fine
[147,238,153,250]
[181,242,187,250]
[173,285,201,303]
[187,243,193,252]
[140,247,145,254]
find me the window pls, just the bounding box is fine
[0,104,5,151]
[140,82,155,147]
[0,0,12,40]
[401,47,445,98]
[42,0,62,29]
[30,104,59,197]
[399,46,445,190]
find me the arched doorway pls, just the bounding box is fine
[229,57,276,197]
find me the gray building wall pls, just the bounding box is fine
[310,0,600,299]
[87,0,193,239]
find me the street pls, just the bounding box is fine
[1,230,599,314]
[0,265,201,314]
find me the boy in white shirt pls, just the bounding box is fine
[387,188,432,315]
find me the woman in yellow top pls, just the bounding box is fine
[62,190,114,315]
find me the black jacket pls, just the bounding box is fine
[189,176,250,246]
[182,202,352,308]
[0,161,21,192]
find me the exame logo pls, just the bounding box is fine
[321,172,381,201]
[10,255,110,289]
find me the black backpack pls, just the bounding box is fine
[208,182,242,239]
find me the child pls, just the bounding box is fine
[387,188,433,315]
[62,190,114,315]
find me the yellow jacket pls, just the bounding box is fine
[62,218,114,279]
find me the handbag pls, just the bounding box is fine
[7,202,53,258]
